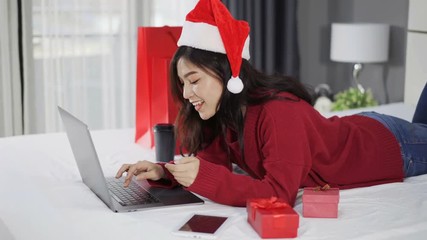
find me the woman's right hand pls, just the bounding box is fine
[115,160,165,187]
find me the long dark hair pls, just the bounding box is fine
[170,46,312,155]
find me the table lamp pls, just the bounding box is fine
[330,23,390,93]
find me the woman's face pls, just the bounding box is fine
[177,58,223,120]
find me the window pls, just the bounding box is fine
[27,0,197,134]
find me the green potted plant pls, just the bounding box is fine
[331,87,378,111]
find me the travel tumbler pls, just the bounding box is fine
[153,123,175,162]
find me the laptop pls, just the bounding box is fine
[58,106,204,212]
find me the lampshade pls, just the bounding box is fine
[330,23,390,63]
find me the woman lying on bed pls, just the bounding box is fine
[116,0,427,207]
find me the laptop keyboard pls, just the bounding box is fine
[106,178,161,206]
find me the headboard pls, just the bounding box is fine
[404,0,427,105]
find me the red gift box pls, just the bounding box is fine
[247,197,299,238]
[302,186,339,218]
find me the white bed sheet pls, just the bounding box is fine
[0,103,426,240]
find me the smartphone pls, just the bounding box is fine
[172,213,231,239]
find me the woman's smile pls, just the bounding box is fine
[191,100,205,111]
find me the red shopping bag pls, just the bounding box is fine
[135,26,182,149]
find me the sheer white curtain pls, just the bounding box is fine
[27,0,197,134]
[0,0,23,137]
[151,0,198,26]
[27,0,140,134]
[0,0,197,136]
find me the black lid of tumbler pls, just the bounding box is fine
[153,123,174,132]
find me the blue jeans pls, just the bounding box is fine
[358,112,427,178]
[358,84,427,178]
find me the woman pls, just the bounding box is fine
[116,0,427,207]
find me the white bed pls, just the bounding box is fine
[0,103,426,240]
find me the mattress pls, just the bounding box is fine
[0,102,425,240]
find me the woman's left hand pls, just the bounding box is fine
[165,156,200,187]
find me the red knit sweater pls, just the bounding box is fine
[154,93,404,207]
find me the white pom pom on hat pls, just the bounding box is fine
[227,76,244,94]
[177,0,250,94]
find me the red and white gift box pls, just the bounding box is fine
[302,186,340,218]
[247,197,299,238]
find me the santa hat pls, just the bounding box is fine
[177,0,250,94]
